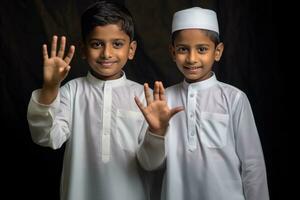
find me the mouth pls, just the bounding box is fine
[183,66,202,72]
[96,60,117,67]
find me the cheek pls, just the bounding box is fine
[175,55,186,64]
[206,55,216,64]
[85,51,98,59]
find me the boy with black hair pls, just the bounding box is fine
[27,1,151,199]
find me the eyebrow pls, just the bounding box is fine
[88,38,126,42]
[175,43,210,47]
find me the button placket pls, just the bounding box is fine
[187,87,197,151]
[101,83,112,162]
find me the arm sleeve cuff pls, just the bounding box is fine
[137,128,167,171]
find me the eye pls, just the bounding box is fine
[90,41,103,49]
[176,46,188,54]
[197,46,208,53]
[113,41,124,48]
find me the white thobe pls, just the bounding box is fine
[138,73,269,200]
[27,72,150,200]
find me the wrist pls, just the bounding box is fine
[42,82,60,91]
[39,85,59,105]
[148,125,168,136]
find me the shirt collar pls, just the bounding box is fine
[87,70,127,88]
[183,72,218,91]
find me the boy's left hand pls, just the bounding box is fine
[135,81,184,136]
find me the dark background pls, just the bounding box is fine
[1,0,282,199]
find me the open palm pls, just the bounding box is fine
[135,81,184,136]
[43,35,75,88]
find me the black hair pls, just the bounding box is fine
[81,1,135,42]
[171,29,220,47]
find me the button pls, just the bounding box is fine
[190,113,194,118]
[190,93,194,98]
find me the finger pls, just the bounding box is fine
[59,64,71,73]
[134,96,145,112]
[64,45,75,65]
[170,106,184,118]
[57,36,66,58]
[153,81,160,101]
[42,44,49,60]
[50,35,58,57]
[64,65,71,72]
[159,81,166,101]
[144,83,153,105]
[60,65,71,79]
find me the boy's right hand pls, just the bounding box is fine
[135,81,184,136]
[43,35,75,89]
[39,35,75,104]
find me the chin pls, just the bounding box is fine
[185,74,200,79]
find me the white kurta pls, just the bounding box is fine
[138,73,269,200]
[27,72,150,200]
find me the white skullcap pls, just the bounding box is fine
[172,7,219,34]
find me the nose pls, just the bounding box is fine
[186,49,197,64]
[101,45,112,59]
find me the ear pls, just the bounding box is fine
[214,42,224,61]
[169,44,176,62]
[128,41,137,60]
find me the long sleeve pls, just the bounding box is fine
[27,73,153,200]
[137,130,166,171]
[27,86,71,149]
[233,92,269,200]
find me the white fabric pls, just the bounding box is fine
[172,7,219,34]
[137,130,167,171]
[27,72,150,200]
[138,73,269,200]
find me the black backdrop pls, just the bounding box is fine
[1,0,281,199]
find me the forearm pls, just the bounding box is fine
[27,89,68,149]
[242,159,269,200]
[39,85,60,105]
[137,130,167,171]
[234,93,269,200]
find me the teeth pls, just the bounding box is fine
[186,66,198,69]
[98,62,115,66]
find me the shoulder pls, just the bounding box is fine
[217,81,251,109]
[165,82,187,101]
[122,79,148,99]
[64,76,86,86]
[166,82,182,94]
[125,79,144,91]
[60,76,87,93]
[217,81,246,97]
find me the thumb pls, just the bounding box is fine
[170,106,184,118]
[61,65,71,79]
[65,65,71,72]
[59,65,71,73]
[134,96,145,113]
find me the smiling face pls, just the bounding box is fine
[170,29,223,83]
[82,24,137,80]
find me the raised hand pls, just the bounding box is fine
[42,35,75,89]
[39,35,75,104]
[135,81,184,136]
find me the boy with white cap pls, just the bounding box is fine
[135,7,269,200]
